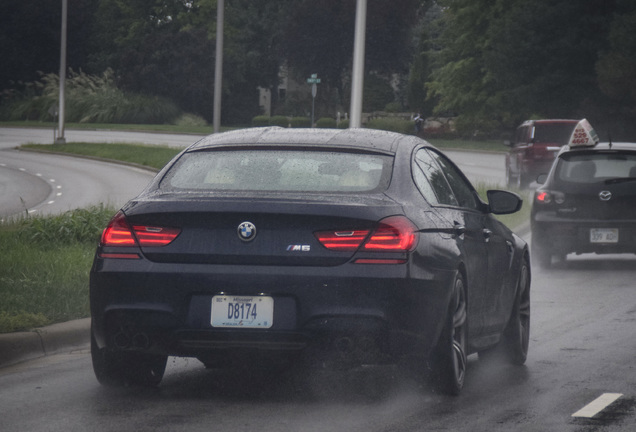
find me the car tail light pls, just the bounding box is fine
[362,216,417,251]
[314,230,370,251]
[534,190,565,205]
[100,211,181,248]
[535,191,552,204]
[315,216,418,253]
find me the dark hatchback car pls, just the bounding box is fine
[505,119,581,188]
[90,127,530,395]
[531,125,636,268]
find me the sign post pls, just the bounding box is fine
[307,74,321,127]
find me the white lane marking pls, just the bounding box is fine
[572,393,623,418]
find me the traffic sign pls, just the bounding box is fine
[307,73,321,84]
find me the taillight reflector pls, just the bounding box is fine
[100,211,180,248]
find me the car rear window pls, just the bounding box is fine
[160,149,392,193]
[533,123,576,144]
[557,152,636,183]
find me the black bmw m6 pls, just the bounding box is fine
[90,127,530,395]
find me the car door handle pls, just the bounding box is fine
[483,228,492,242]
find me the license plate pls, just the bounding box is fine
[211,295,274,328]
[590,228,619,244]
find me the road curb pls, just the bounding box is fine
[0,318,90,368]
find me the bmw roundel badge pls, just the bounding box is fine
[237,221,257,241]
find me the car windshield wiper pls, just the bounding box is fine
[604,177,636,184]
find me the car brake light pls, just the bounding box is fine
[535,191,551,203]
[101,211,180,247]
[362,216,417,251]
[315,216,418,252]
[314,230,370,251]
[132,225,181,246]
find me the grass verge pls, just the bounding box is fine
[0,206,116,333]
[21,142,182,171]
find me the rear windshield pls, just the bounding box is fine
[160,149,392,193]
[533,123,576,144]
[556,152,636,184]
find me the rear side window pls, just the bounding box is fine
[160,149,392,193]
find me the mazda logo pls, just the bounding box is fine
[599,191,612,201]
[237,221,257,241]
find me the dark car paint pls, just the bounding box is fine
[91,128,528,371]
[531,142,636,265]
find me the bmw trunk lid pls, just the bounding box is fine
[122,194,404,266]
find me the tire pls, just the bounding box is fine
[428,273,467,396]
[500,256,531,365]
[91,332,167,387]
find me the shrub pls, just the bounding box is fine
[384,102,402,113]
[366,117,413,134]
[173,113,208,127]
[0,69,182,124]
[289,116,311,128]
[252,115,270,127]
[337,119,350,129]
[316,117,337,128]
[270,115,289,127]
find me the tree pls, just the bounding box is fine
[282,0,420,109]
[595,0,636,138]
[426,0,619,135]
[0,0,99,90]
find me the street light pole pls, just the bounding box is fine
[349,0,367,128]
[213,0,224,133]
[56,0,67,144]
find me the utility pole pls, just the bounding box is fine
[349,0,367,128]
[56,0,67,144]
[213,0,224,133]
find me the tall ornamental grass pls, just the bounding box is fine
[0,69,181,124]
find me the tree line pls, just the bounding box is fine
[1,0,634,138]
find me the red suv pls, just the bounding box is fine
[505,119,581,188]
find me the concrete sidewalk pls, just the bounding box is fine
[0,318,90,368]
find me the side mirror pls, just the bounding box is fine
[487,190,523,215]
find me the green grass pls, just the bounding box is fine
[22,142,182,171]
[0,120,235,135]
[0,206,116,333]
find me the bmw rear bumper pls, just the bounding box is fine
[90,258,455,367]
